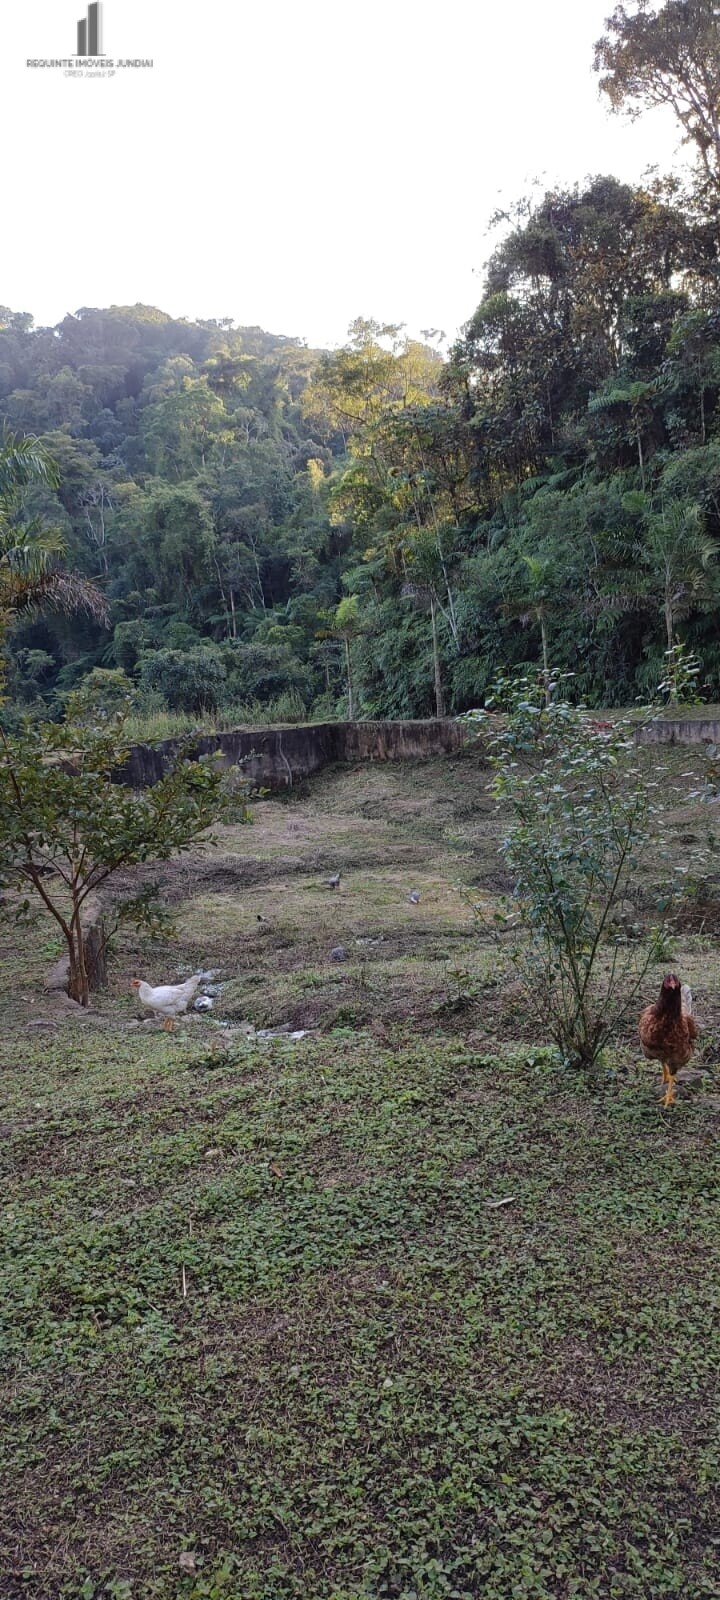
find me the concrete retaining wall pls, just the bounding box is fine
[636,719,720,746]
[117,719,466,790]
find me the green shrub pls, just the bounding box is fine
[481,674,676,1078]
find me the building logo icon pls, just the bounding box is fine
[76,2,102,55]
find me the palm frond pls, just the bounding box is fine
[1,569,109,626]
[0,520,67,569]
[0,430,60,496]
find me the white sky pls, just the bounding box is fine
[1,0,685,350]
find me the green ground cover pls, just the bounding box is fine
[3,752,720,1599]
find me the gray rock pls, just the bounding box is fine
[194,995,214,1012]
[331,945,348,962]
[44,956,70,991]
[256,1027,309,1042]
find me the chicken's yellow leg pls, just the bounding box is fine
[161,1016,176,1032]
[661,1065,677,1108]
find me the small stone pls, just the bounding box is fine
[178,1552,197,1575]
[331,946,348,962]
[204,1148,222,1159]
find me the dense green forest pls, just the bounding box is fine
[5,1,720,723]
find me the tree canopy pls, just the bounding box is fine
[594,1,720,192]
[4,16,720,729]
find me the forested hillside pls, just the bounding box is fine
[5,2,720,721]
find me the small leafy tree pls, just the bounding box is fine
[330,594,364,720]
[480,675,674,1077]
[0,716,226,1005]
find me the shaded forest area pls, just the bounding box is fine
[5,3,720,722]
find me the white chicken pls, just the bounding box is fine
[131,972,210,1028]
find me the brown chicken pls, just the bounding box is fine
[638,975,697,1108]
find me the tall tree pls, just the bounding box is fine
[638,495,718,651]
[330,595,363,720]
[594,1,720,193]
[401,528,452,718]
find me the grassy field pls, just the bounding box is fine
[3,748,720,1599]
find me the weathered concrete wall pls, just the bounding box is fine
[636,719,720,746]
[117,719,466,790]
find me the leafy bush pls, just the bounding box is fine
[137,646,227,713]
[656,641,703,706]
[480,675,678,1078]
[62,666,136,724]
[222,640,311,704]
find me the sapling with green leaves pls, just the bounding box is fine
[479,674,685,1078]
[0,715,228,1006]
[656,641,703,707]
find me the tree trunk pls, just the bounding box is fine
[344,635,355,721]
[67,898,107,1006]
[83,918,107,992]
[665,597,674,655]
[68,922,90,1007]
[430,597,445,719]
[214,558,232,639]
[539,611,551,705]
[636,422,646,493]
[665,598,676,703]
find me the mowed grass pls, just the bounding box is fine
[3,751,720,1599]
